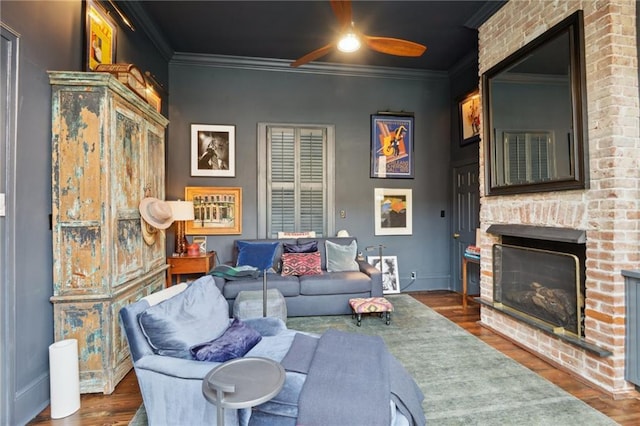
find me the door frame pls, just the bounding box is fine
[1,23,19,425]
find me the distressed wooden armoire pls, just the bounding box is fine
[49,71,168,394]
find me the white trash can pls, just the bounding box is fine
[49,339,81,419]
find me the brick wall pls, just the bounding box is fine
[478,0,639,396]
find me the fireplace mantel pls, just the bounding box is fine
[487,224,586,244]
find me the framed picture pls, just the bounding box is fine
[185,187,242,235]
[367,255,401,294]
[191,124,235,177]
[459,91,481,145]
[370,114,414,179]
[192,236,207,254]
[374,188,412,235]
[84,0,116,71]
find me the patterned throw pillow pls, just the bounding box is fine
[281,252,322,276]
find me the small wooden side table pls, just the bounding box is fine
[166,251,216,287]
[462,254,480,309]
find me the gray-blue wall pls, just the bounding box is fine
[1,1,484,423]
[167,56,454,292]
[0,1,168,424]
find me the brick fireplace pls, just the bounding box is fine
[478,1,639,397]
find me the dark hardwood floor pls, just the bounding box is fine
[29,291,640,426]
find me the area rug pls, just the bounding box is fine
[130,294,617,425]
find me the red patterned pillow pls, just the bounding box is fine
[281,252,322,276]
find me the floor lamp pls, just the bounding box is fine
[168,200,194,256]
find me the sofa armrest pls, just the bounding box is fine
[358,260,384,297]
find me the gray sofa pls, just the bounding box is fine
[212,237,383,317]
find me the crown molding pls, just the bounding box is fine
[171,52,447,82]
[117,1,174,61]
[464,1,508,29]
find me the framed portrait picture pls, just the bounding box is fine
[191,124,236,177]
[370,114,414,179]
[459,91,481,145]
[84,0,116,71]
[185,187,242,235]
[367,255,401,294]
[374,188,412,235]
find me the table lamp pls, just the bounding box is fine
[168,200,194,255]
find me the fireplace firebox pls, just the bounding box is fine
[493,244,584,337]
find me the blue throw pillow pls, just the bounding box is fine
[138,276,230,359]
[190,318,262,362]
[236,241,279,270]
[283,240,318,253]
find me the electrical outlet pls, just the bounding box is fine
[410,271,416,280]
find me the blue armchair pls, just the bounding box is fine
[119,277,298,426]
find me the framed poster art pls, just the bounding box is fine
[367,255,401,294]
[185,187,242,235]
[374,188,412,236]
[191,124,236,177]
[370,114,414,179]
[84,0,116,71]
[459,91,481,146]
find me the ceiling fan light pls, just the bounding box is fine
[337,32,361,53]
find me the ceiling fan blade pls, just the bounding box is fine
[290,43,335,67]
[330,0,352,30]
[363,35,427,57]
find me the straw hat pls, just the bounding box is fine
[139,197,174,230]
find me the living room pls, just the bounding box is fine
[1,1,639,425]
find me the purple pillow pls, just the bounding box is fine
[189,319,262,362]
[283,240,318,253]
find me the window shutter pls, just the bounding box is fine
[266,126,328,238]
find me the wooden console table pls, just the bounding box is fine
[462,254,480,309]
[167,251,216,286]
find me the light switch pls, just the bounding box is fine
[340,209,346,218]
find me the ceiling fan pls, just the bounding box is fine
[290,0,427,67]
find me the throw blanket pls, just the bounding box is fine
[210,264,260,280]
[281,330,425,426]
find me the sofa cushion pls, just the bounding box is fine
[281,252,322,276]
[138,275,230,359]
[283,240,318,253]
[223,274,301,299]
[325,240,359,272]
[189,318,262,362]
[299,271,373,295]
[236,240,280,271]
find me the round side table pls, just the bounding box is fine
[202,357,285,426]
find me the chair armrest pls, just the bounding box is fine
[135,355,219,379]
[243,317,287,336]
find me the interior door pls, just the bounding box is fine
[452,162,480,293]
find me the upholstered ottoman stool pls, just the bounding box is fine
[349,297,393,326]
[234,289,287,323]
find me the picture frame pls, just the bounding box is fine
[370,114,414,179]
[185,187,242,235]
[374,188,412,235]
[84,0,116,71]
[459,90,481,146]
[191,124,235,177]
[367,255,401,294]
[192,236,207,254]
